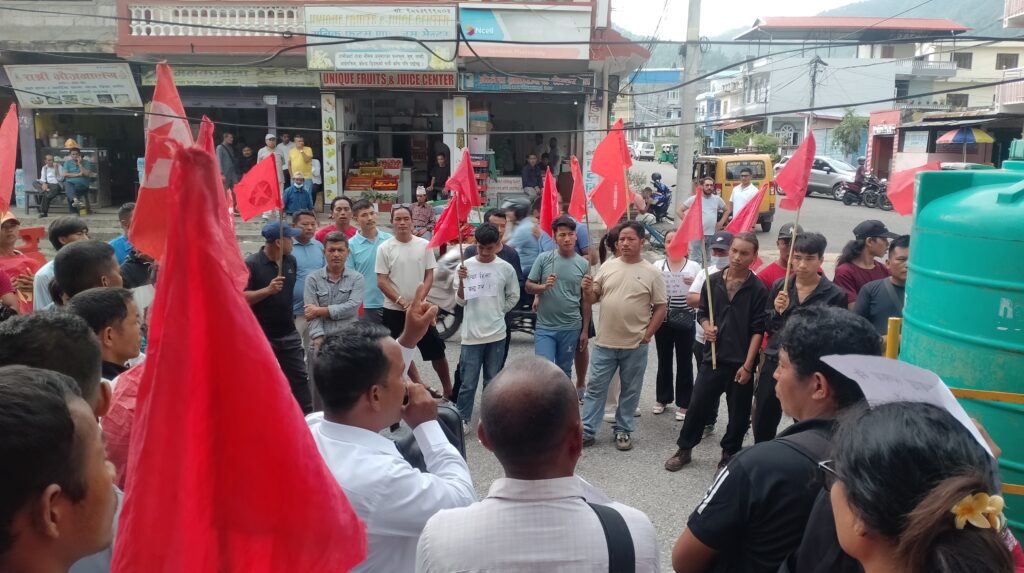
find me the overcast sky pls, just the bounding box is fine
[611,0,855,38]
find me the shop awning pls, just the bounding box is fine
[899,118,995,128]
[590,28,650,76]
[715,119,762,130]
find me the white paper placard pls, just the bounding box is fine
[463,269,498,300]
[664,271,689,298]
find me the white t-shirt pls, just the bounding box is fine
[375,235,437,311]
[689,266,721,344]
[730,184,760,216]
[683,193,727,236]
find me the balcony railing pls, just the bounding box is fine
[895,59,958,77]
[126,4,302,36]
[996,67,1024,107]
[1005,0,1024,27]
[896,100,952,112]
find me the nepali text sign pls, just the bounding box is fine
[142,67,318,88]
[304,5,457,71]
[463,269,498,300]
[459,72,594,93]
[457,4,591,60]
[5,64,142,109]
[320,71,456,89]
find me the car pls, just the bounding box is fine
[635,142,656,162]
[774,155,857,200]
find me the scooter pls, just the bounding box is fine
[860,175,884,208]
[648,183,674,223]
[876,181,893,211]
[841,181,865,206]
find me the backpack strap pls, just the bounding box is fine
[588,503,636,573]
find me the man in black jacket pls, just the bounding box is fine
[670,306,881,573]
[665,232,768,471]
[753,232,847,442]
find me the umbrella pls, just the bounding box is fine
[936,127,994,163]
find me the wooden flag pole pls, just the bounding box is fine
[452,191,465,263]
[582,201,596,275]
[781,208,802,295]
[277,208,285,278]
[702,241,718,370]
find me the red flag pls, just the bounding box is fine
[112,140,366,572]
[445,148,481,214]
[539,167,561,237]
[776,133,816,211]
[888,161,941,215]
[667,189,703,259]
[589,119,633,227]
[234,154,283,221]
[427,200,461,249]
[129,63,193,261]
[0,104,18,213]
[725,183,769,234]
[568,155,588,221]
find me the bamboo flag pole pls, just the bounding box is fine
[702,241,718,370]
[277,208,285,278]
[582,202,596,276]
[452,191,465,263]
[781,208,802,294]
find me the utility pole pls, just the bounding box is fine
[674,0,702,217]
[807,56,827,139]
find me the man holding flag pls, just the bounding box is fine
[678,177,729,264]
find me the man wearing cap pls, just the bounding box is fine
[678,177,729,264]
[0,211,41,311]
[258,133,287,194]
[411,187,436,239]
[756,223,803,290]
[63,148,94,212]
[833,220,898,308]
[243,221,312,413]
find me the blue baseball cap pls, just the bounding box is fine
[261,221,303,241]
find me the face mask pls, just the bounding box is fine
[709,255,729,269]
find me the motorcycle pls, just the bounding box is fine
[648,181,674,223]
[860,175,884,208]
[841,181,865,206]
[877,180,893,211]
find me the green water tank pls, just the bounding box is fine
[900,164,1024,534]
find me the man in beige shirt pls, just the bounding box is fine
[580,221,666,451]
[288,135,314,179]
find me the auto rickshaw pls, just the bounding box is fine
[658,143,678,165]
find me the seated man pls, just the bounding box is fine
[67,287,143,382]
[417,356,660,572]
[308,296,476,573]
[671,306,881,573]
[0,365,117,573]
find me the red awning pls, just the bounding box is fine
[590,28,651,62]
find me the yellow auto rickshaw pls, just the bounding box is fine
[691,153,777,232]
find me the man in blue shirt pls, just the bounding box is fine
[290,211,325,365]
[283,173,313,216]
[109,202,135,264]
[63,148,93,212]
[346,200,392,323]
[520,153,543,197]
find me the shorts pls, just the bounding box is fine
[382,307,446,362]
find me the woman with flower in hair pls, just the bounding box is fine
[825,401,1017,573]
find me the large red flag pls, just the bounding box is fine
[0,104,18,213]
[234,154,283,221]
[445,148,481,213]
[568,155,588,221]
[667,189,703,259]
[776,133,816,211]
[539,167,561,237]
[589,119,633,227]
[112,140,366,572]
[887,161,941,215]
[427,201,461,249]
[129,63,193,261]
[725,183,769,234]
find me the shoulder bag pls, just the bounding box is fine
[588,502,636,573]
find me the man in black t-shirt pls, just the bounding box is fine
[244,221,312,413]
[427,153,451,200]
[853,234,909,337]
[671,306,881,573]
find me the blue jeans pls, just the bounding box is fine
[535,328,580,379]
[581,344,650,436]
[456,339,507,422]
[64,180,88,212]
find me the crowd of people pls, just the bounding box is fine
[0,179,1019,573]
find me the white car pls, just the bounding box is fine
[774,155,857,200]
[634,142,656,162]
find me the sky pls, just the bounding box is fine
[611,0,856,39]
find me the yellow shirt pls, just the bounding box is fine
[289,147,313,178]
[594,257,667,349]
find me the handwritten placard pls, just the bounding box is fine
[664,271,691,298]
[463,269,498,300]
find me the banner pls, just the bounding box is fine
[4,64,142,109]
[320,71,456,89]
[321,93,340,204]
[459,72,594,93]
[142,67,318,88]
[457,5,592,60]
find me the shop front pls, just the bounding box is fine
[867,110,901,179]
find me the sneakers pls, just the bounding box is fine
[675,408,687,422]
[664,448,692,472]
[614,432,633,451]
[462,422,471,436]
[703,423,716,437]
[717,450,733,470]
[603,412,615,423]
[634,408,642,417]
[652,403,666,415]
[582,434,596,448]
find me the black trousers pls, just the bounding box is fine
[654,321,696,408]
[692,340,720,425]
[38,183,64,216]
[753,354,783,443]
[268,331,312,414]
[676,362,753,454]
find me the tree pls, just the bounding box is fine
[832,109,869,157]
[724,129,779,157]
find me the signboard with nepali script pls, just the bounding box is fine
[142,67,319,88]
[320,71,457,89]
[304,5,457,71]
[459,72,594,93]
[4,64,142,109]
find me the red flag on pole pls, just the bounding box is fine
[112,139,366,573]
[445,148,481,211]
[234,154,283,221]
[725,183,769,234]
[539,167,561,237]
[427,201,461,249]
[129,63,193,261]
[667,189,703,259]
[567,155,588,221]
[887,161,941,215]
[0,104,18,213]
[589,119,633,227]
[776,133,816,211]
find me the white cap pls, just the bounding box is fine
[265,133,277,141]
[416,186,427,196]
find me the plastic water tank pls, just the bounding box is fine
[900,162,1024,535]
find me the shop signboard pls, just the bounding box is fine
[4,64,142,109]
[457,4,591,60]
[320,71,457,89]
[141,67,318,88]
[321,93,341,203]
[304,5,457,71]
[583,95,602,192]
[902,131,929,153]
[459,73,594,93]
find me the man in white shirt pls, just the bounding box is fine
[37,154,65,218]
[417,357,660,572]
[678,177,730,264]
[376,206,452,398]
[308,297,476,573]
[33,216,90,310]
[727,167,759,229]
[257,133,287,192]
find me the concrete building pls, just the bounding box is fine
[614,68,684,142]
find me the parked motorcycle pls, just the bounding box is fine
[861,175,884,208]
[877,181,893,211]
[648,174,673,223]
[841,181,865,206]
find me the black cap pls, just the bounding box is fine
[709,230,733,252]
[853,220,899,240]
[777,222,804,239]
